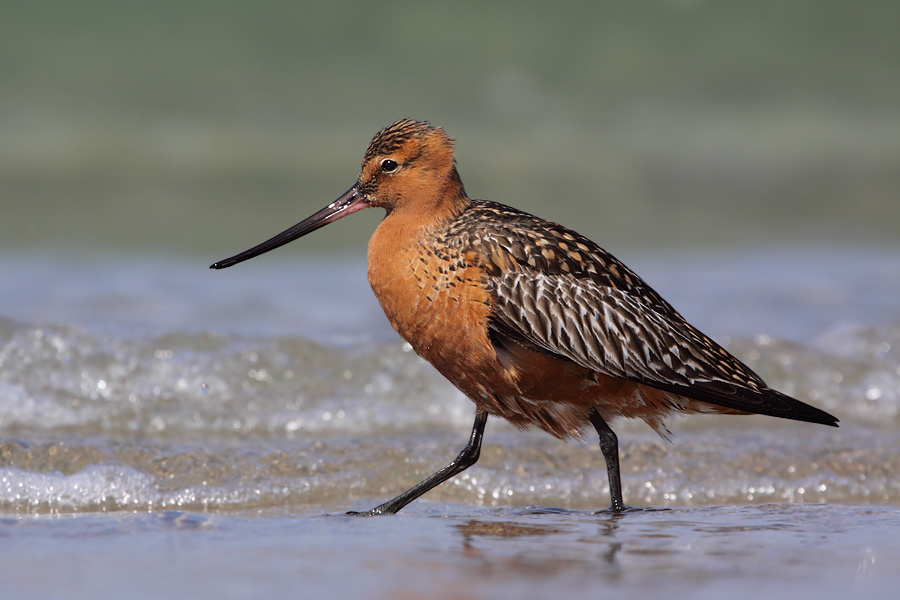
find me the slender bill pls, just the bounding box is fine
[210,185,368,269]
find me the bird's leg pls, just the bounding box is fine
[348,411,488,516]
[589,408,625,512]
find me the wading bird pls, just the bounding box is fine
[211,119,838,515]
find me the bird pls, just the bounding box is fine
[211,118,839,515]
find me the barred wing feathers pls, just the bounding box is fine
[453,200,838,427]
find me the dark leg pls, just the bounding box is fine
[589,408,625,512]
[348,411,488,516]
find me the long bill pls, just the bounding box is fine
[210,184,368,269]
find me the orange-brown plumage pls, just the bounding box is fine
[212,118,839,515]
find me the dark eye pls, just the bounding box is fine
[380,158,399,173]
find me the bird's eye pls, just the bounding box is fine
[380,158,399,173]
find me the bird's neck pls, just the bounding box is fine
[387,166,470,237]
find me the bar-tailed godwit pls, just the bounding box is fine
[212,119,838,515]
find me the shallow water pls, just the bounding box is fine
[1,247,899,597]
[2,505,899,600]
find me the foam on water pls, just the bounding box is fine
[1,317,898,513]
[0,250,898,513]
[0,318,470,438]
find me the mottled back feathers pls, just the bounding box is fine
[436,199,837,427]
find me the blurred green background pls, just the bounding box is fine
[2,0,898,256]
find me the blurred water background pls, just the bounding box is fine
[1,2,899,598]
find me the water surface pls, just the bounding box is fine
[1,248,898,597]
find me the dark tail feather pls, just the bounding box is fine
[644,379,839,427]
[752,387,839,427]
